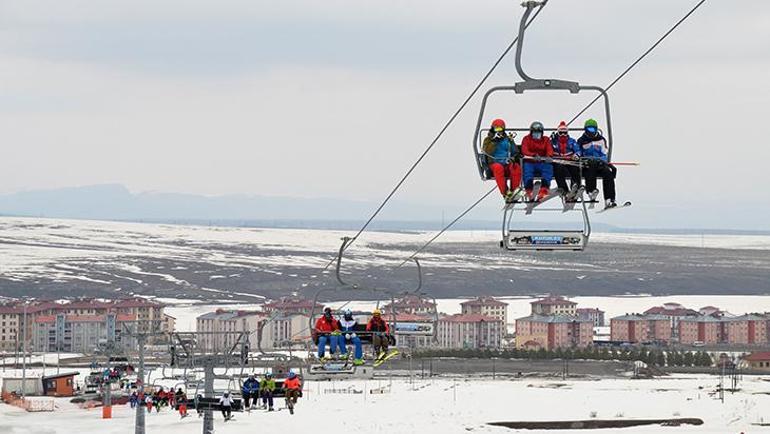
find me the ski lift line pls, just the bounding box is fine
[321,1,550,271]
[567,0,707,125]
[396,186,497,268]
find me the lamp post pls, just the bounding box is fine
[21,301,28,400]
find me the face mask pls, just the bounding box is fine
[532,132,543,140]
[585,126,598,135]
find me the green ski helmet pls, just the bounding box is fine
[584,118,598,128]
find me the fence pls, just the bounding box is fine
[1,391,55,412]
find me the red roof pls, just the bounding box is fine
[388,313,434,322]
[264,297,322,310]
[440,314,501,323]
[644,306,698,316]
[744,352,770,362]
[531,296,576,306]
[461,296,507,307]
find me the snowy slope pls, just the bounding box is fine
[1,372,768,433]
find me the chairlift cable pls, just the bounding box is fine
[321,2,550,270]
[567,0,707,125]
[397,0,706,265]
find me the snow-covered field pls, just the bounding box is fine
[2,373,769,433]
[2,216,769,284]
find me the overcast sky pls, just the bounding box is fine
[1,0,769,230]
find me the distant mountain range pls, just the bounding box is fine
[1,184,768,234]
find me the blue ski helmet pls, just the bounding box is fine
[287,371,297,379]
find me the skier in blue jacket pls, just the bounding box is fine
[339,309,364,365]
[577,118,617,208]
[241,374,260,409]
[551,121,582,198]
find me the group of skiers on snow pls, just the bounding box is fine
[220,371,302,418]
[315,307,391,363]
[483,118,618,208]
[129,386,188,418]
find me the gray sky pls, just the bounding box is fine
[1,0,769,230]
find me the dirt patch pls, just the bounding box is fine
[488,418,704,430]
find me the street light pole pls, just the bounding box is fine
[21,302,28,400]
[134,333,146,434]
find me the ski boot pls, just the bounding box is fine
[604,199,617,209]
[566,184,580,201]
[268,406,275,412]
[353,358,365,366]
[536,187,549,202]
[524,188,534,202]
[588,189,600,202]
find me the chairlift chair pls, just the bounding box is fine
[472,0,617,252]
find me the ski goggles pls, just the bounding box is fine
[493,127,504,132]
[585,126,598,134]
[557,130,569,136]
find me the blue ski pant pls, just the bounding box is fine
[342,335,363,360]
[523,162,553,190]
[317,335,347,358]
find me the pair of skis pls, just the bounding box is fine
[373,349,399,367]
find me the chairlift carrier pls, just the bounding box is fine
[472,0,615,252]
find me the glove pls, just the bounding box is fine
[495,131,505,139]
[572,154,580,161]
[331,330,341,336]
[345,333,351,340]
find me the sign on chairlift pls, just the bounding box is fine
[392,322,435,336]
[503,230,586,251]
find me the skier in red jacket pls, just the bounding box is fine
[521,121,554,201]
[315,307,342,360]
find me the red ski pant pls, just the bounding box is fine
[490,162,522,196]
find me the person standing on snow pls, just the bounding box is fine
[551,121,582,197]
[260,373,276,411]
[483,118,523,203]
[339,309,364,365]
[315,307,342,360]
[241,374,260,409]
[218,391,234,420]
[577,118,617,208]
[522,121,554,201]
[366,309,391,358]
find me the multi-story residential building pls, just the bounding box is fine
[461,297,508,325]
[530,296,577,316]
[382,295,436,316]
[263,297,323,316]
[196,309,267,352]
[723,314,767,345]
[0,298,168,351]
[515,315,593,350]
[576,308,605,327]
[678,316,722,345]
[0,305,21,352]
[643,303,698,339]
[610,314,672,343]
[437,314,503,349]
[32,313,137,353]
[262,313,311,349]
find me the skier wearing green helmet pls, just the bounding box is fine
[577,119,617,208]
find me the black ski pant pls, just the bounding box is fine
[553,164,581,192]
[262,390,274,408]
[584,161,616,201]
[221,405,231,419]
[243,392,250,408]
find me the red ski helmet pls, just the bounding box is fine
[491,119,506,132]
